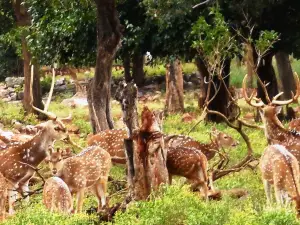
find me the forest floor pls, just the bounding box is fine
[1,87,300,225]
[1,59,300,224]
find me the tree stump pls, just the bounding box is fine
[165,58,184,114]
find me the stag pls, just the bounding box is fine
[261,144,300,218]
[243,74,300,159]
[43,177,73,214]
[47,146,112,213]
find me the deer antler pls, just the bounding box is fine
[30,65,82,150]
[242,74,265,107]
[271,72,300,105]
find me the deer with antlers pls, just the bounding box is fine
[47,146,112,213]
[260,144,300,218]
[243,73,300,156]
[43,177,73,214]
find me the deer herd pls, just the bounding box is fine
[1,73,300,220]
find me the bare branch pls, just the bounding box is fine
[193,0,214,9]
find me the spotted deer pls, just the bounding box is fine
[165,127,238,160]
[167,146,208,200]
[87,126,237,164]
[0,172,7,221]
[43,177,73,214]
[87,129,128,164]
[47,146,112,213]
[0,128,33,148]
[260,144,300,218]
[243,74,300,160]
[0,66,77,215]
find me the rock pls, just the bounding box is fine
[54,84,68,92]
[7,87,15,94]
[17,92,24,100]
[61,97,88,108]
[2,97,11,102]
[5,77,24,88]
[10,93,17,101]
[189,72,200,85]
[184,81,194,89]
[55,78,66,86]
[0,89,9,98]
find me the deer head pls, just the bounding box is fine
[46,148,73,175]
[211,127,239,148]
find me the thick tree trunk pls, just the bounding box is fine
[132,52,145,87]
[14,0,43,113]
[207,58,232,122]
[195,57,209,109]
[165,58,184,114]
[256,54,279,103]
[122,52,132,82]
[275,51,296,99]
[87,0,122,133]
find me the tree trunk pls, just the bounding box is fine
[132,52,145,87]
[245,43,255,88]
[165,58,184,114]
[256,53,279,103]
[275,51,296,99]
[14,0,43,113]
[87,0,122,134]
[122,52,132,82]
[195,57,209,110]
[207,58,231,122]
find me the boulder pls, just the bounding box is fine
[5,77,24,88]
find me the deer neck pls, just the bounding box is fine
[264,116,288,142]
[22,128,55,167]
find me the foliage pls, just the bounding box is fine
[26,0,97,66]
[191,7,238,75]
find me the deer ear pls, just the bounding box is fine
[275,106,283,115]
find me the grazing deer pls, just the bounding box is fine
[242,74,300,163]
[167,146,208,200]
[0,172,7,221]
[260,144,300,217]
[165,127,238,160]
[47,146,112,213]
[43,177,73,214]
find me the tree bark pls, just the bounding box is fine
[256,53,279,103]
[195,57,209,110]
[122,52,132,82]
[245,43,255,88]
[13,0,43,113]
[165,58,184,114]
[207,58,232,122]
[132,52,145,87]
[87,0,122,133]
[275,51,296,99]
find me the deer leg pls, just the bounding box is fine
[8,189,18,215]
[97,180,107,209]
[263,179,271,205]
[75,189,85,213]
[20,180,30,203]
[274,185,283,206]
